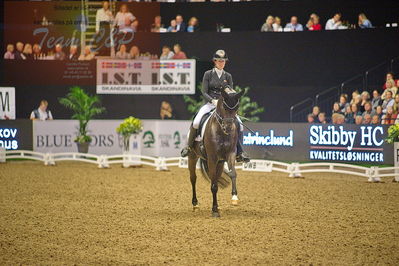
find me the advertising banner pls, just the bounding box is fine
[33,120,190,157]
[0,120,33,150]
[96,59,196,95]
[0,87,16,120]
[243,123,393,164]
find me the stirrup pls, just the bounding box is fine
[181,146,191,157]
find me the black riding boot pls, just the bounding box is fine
[236,131,250,163]
[181,126,198,157]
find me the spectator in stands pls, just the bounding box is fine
[383,72,398,90]
[306,13,322,31]
[78,46,95,60]
[129,46,140,59]
[344,105,353,123]
[360,91,370,112]
[336,114,345,124]
[393,94,399,113]
[371,115,380,125]
[14,42,24,60]
[362,102,375,118]
[382,79,398,99]
[325,13,342,30]
[22,43,33,60]
[382,90,394,113]
[32,44,42,60]
[332,102,343,115]
[151,16,163,32]
[375,105,383,119]
[371,90,382,110]
[30,100,53,121]
[311,106,320,122]
[187,17,199,32]
[350,90,360,105]
[4,44,14,59]
[339,94,349,112]
[160,101,174,120]
[284,16,303,32]
[172,44,187,59]
[273,17,283,32]
[168,19,177,32]
[307,113,314,123]
[175,15,186,32]
[347,104,362,124]
[318,112,327,124]
[54,44,65,60]
[358,13,372,29]
[116,44,129,59]
[355,115,363,125]
[363,114,372,124]
[261,15,274,32]
[114,4,135,34]
[382,106,397,124]
[67,45,79,60]
[160,45,174,60]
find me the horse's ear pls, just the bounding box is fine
[235,89,245,99]
[221,89,229,99]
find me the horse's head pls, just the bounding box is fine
[215,88,244,134]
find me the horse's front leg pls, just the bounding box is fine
[227,153,239,205]
[209,160,224,218]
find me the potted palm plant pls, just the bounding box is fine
[59,86,105,153]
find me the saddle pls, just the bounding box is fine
[195,111,214,142]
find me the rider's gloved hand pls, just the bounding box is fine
[211,99,218,106]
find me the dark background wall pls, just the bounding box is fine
[1,1,399,121]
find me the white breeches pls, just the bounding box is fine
[192,102,243,131]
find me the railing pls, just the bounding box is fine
[289,97,314,122]
[2,150,398,183]
[290,56,399,122]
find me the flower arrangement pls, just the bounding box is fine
[116,116,143,150]
[386,124,399,144]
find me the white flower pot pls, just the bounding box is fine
[122,134,141,168]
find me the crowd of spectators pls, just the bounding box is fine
[261,13,372,32]
[307,72,399,125]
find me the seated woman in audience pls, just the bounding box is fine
[78,46,95,60]
[306,13,322,31]
[371,90,382,110]
[307,113,314,123]
[362,102,375,118]
[167,19,177,32]
[393,94,399,113]
[350,90,360,105]
[32,44,42,59]
[160,45,174,60]
[349,103,362,124]
[382,79,398,99]
[318,112,327,124]
[23,43,33,60]
[151,16,163,32]
[332,102,343,115]
[371,115,380,125]
[358,13,372,29]
[115,44,129,59]
[172,44,187,59]
[375,105,383,119]
[261,15,274,32]
[187,17,199,32]
[344,105,353,123]
[382,72,397,90]
[311,106,320,122]
[129,46,140,59]
[4,44,14,59]
[272,16,283,32]
[382,106,397,125]
[339,93,349,112]
[382,90,394,113]
[359,91,370,112]
[114,4,135,34]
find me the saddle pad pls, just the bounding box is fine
[195,112,213,142]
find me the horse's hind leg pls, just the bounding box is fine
[227,155,239,205]
[188,155,199,209]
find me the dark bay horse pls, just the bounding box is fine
[188,89,244,217]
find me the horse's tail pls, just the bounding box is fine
[199,159,230,189]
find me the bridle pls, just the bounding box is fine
[214,99,239,135]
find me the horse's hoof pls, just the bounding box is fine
[231,195,239,206]
[212,212,220,218]
[193,205,200,211]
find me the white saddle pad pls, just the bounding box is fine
[195,112,213,142]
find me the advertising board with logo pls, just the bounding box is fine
[96,59,196,95]
[0,120,33,150]
[0,87,16,120]
[243,123,393,164]
[33,120,190,157]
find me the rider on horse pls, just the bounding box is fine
[181,49,250,163]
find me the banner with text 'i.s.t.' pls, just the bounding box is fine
[96,59,196,95]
